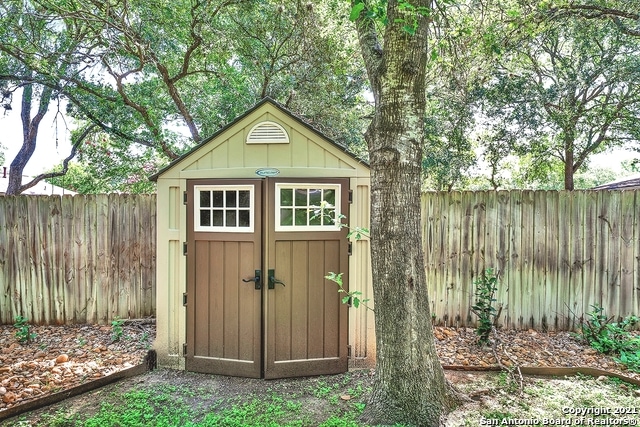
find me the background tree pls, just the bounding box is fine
[1,0,369,193]
[476,16,640,189]
[352,1,461,424]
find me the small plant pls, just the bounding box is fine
[312,203,373,312]
[577,305,640,372]
[471,268,502,346]
[14,315,36,344]
[111,316,125,342]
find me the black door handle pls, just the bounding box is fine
[268,269,285,289]
[242,269,262,290]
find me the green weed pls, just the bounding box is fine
[576,305,640,372]
[14,315,36,344]
[111,316,125,342]
[470,268,501,346]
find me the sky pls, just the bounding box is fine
[1,102,73,176]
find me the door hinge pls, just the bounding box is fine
[348,242,353,256]
[183,343,187,356]
[183,242,187,256]
[183,191,188,205]
[348,189,353,204]
[347,345,352,358]
[183,292,187,306]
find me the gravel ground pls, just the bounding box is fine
[0,319,154,412]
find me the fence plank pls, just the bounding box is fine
[0,194,156,325]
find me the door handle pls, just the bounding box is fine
[268,269,285,289]
[242,269,262,290]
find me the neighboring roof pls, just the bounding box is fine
[0,174,77,195]
[592,174,640,190]
[149,97,368,181]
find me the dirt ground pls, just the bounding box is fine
[0,367,497,426]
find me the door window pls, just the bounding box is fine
[194,185,254,232]
[275,183,341,231]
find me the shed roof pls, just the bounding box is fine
[592,174,640,190]
[150,97,368,181]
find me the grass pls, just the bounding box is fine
[7,371,639,427]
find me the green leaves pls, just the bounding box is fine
[471,268,500,346]
[325,272,372,311]
[350,2,365,21]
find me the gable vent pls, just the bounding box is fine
[246,121,289,144]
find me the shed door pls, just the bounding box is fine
[186,178,349,379]
[186,179,263,377]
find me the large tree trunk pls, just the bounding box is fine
[354,1,461,425]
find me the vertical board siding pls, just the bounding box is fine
[0,194,156,325]
[423,190,640,330]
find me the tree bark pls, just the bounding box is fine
[354,1,461,425]
[6,81,54,195]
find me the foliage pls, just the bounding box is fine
[325,272,371,311]
[474,9,640,190]
[577,305,640,372]
[111,316,125,343]
[0,0,368,192]
[14,315,36,344]
[312,204,372,311]
[471,268,501,346]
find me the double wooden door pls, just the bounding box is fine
[185,178,349,379]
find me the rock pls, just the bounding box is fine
[0,386,6,395]
[340,395,351,401]
[55,354,69,364]
[0,367,10,374]
[2,391,16,404]
[596,376,607,382]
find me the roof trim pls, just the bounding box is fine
[149,97,368,181]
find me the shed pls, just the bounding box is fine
[151,98,373,378]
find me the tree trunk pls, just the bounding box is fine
[354,1,461,425]
[6,82,54,195]
[564,136,575,191]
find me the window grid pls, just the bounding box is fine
[276,184,341,231]
[194,185,254,232]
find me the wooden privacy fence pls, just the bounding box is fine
[0,194,156,325]
[423,190,640,331]
[2,190,638,330]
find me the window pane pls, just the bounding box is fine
[226,210,237,227]
[280,189,293,206]
[200,210,211,226]
[239,190,250,208]
[200,191,211,208]
[309,189,322,206]
[238,210,250,227]
[280,209,293,226]
[323,208,335,226]
[212,210,223,226]
[226,191,237,208]
[295,208,307,226]
[324,189,335,206]
[309,210,321,225]
[294,189,307,206]
[212,191,224,207]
